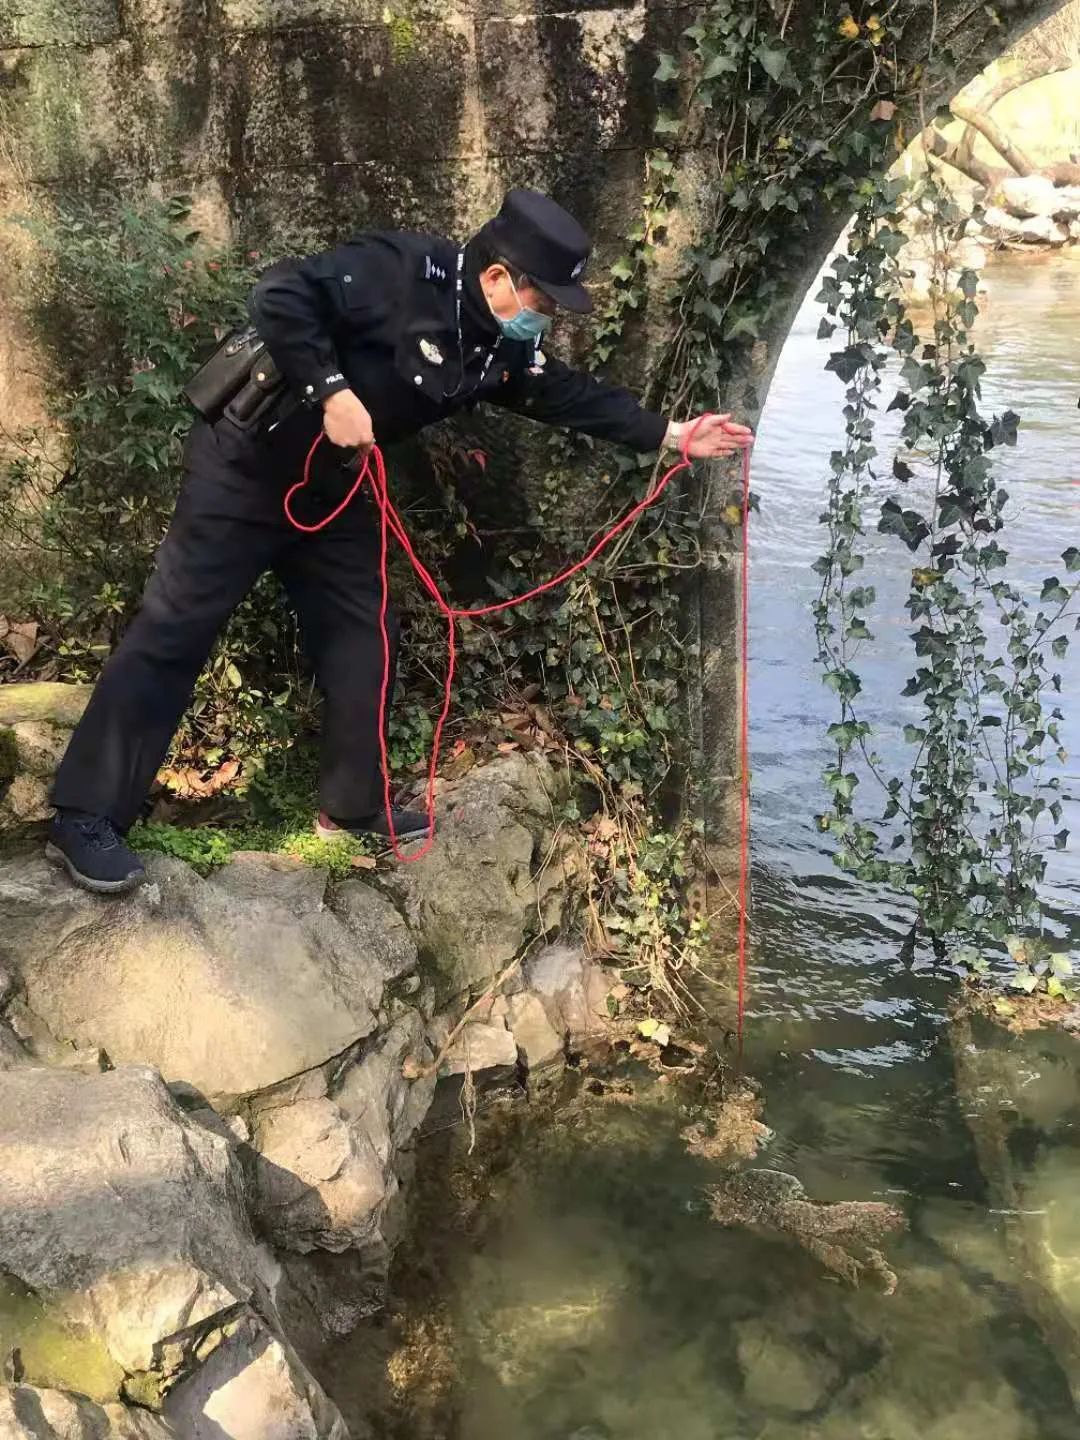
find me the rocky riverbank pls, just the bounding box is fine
[897,173,1080,304]
[0,683,622,1437]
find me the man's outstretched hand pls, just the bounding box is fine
[667,412,754,458]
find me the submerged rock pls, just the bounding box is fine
[951,1010,1080,1403]
[0,1018,29,1070]
[734,1317,838,1415]
[707,1169,905,1292]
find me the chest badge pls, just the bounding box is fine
[419,338,444,366]
[529,349,547,376]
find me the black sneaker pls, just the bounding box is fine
[316,807,432,843]
[46,810,146,895]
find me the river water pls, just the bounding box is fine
[340,254,1080,1439]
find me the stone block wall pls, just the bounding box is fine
[0,1,685,262]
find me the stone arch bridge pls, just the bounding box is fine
[0,0,1065,895]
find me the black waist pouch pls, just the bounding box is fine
[183,326,288,431]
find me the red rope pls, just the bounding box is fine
[284,417,753,1042]
[737,420,751,1059]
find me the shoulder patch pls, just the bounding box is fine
[422,254,450,283]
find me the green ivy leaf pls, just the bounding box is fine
[704,256,733,287]
[701,52,739,80]
[823,668,862,701]
[825,346,866,383]
[754,43,790,81]
[1041,578,1069,605]
[900,356,932,391]
[654,52,680,82]
[724,313,759,341]
[878,498,930,552]
[1063,547,1080,572]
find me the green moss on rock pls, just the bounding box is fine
[0,1270,124,1404]
[0,0,119,48]
[0,682,93,730]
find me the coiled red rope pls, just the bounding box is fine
[284,416,752,1045]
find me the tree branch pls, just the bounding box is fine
[949,99,1039,177]
[921,126,998,188]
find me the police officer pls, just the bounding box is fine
[46,188,752,893]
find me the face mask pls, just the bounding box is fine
[492,274,553,343]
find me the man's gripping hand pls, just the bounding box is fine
[665,413,753,459]
[322,389,375,453]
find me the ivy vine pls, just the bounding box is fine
[813,168,1078,997]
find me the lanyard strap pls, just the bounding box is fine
[446,248,501,400]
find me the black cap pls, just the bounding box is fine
[478,188,593,314]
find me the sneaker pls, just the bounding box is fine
[46,810,146,895]
[316,807,432,843]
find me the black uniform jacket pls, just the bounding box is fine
[248,229,669,457]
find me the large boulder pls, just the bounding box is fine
[1016,214,1068,245]
[995,174,1080,220]
[378,753,577,998]
[0,1066,348,1438]
[249,1014,435,1258]
[0,852,395,1106]
[0,1386,175,1438]
[0,1016,29,1069]
[0,683,92,836]
[162,1314,348,1440]
[0,1066,267,1381]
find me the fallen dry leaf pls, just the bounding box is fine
[0,617,38,666]
[207,757,241,793]
[443,745,476,778]
[350,854,377,870]
[870,98,896,122]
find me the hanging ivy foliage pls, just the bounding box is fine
[812,168,1077,996]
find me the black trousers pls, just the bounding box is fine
[51,416,400,830]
